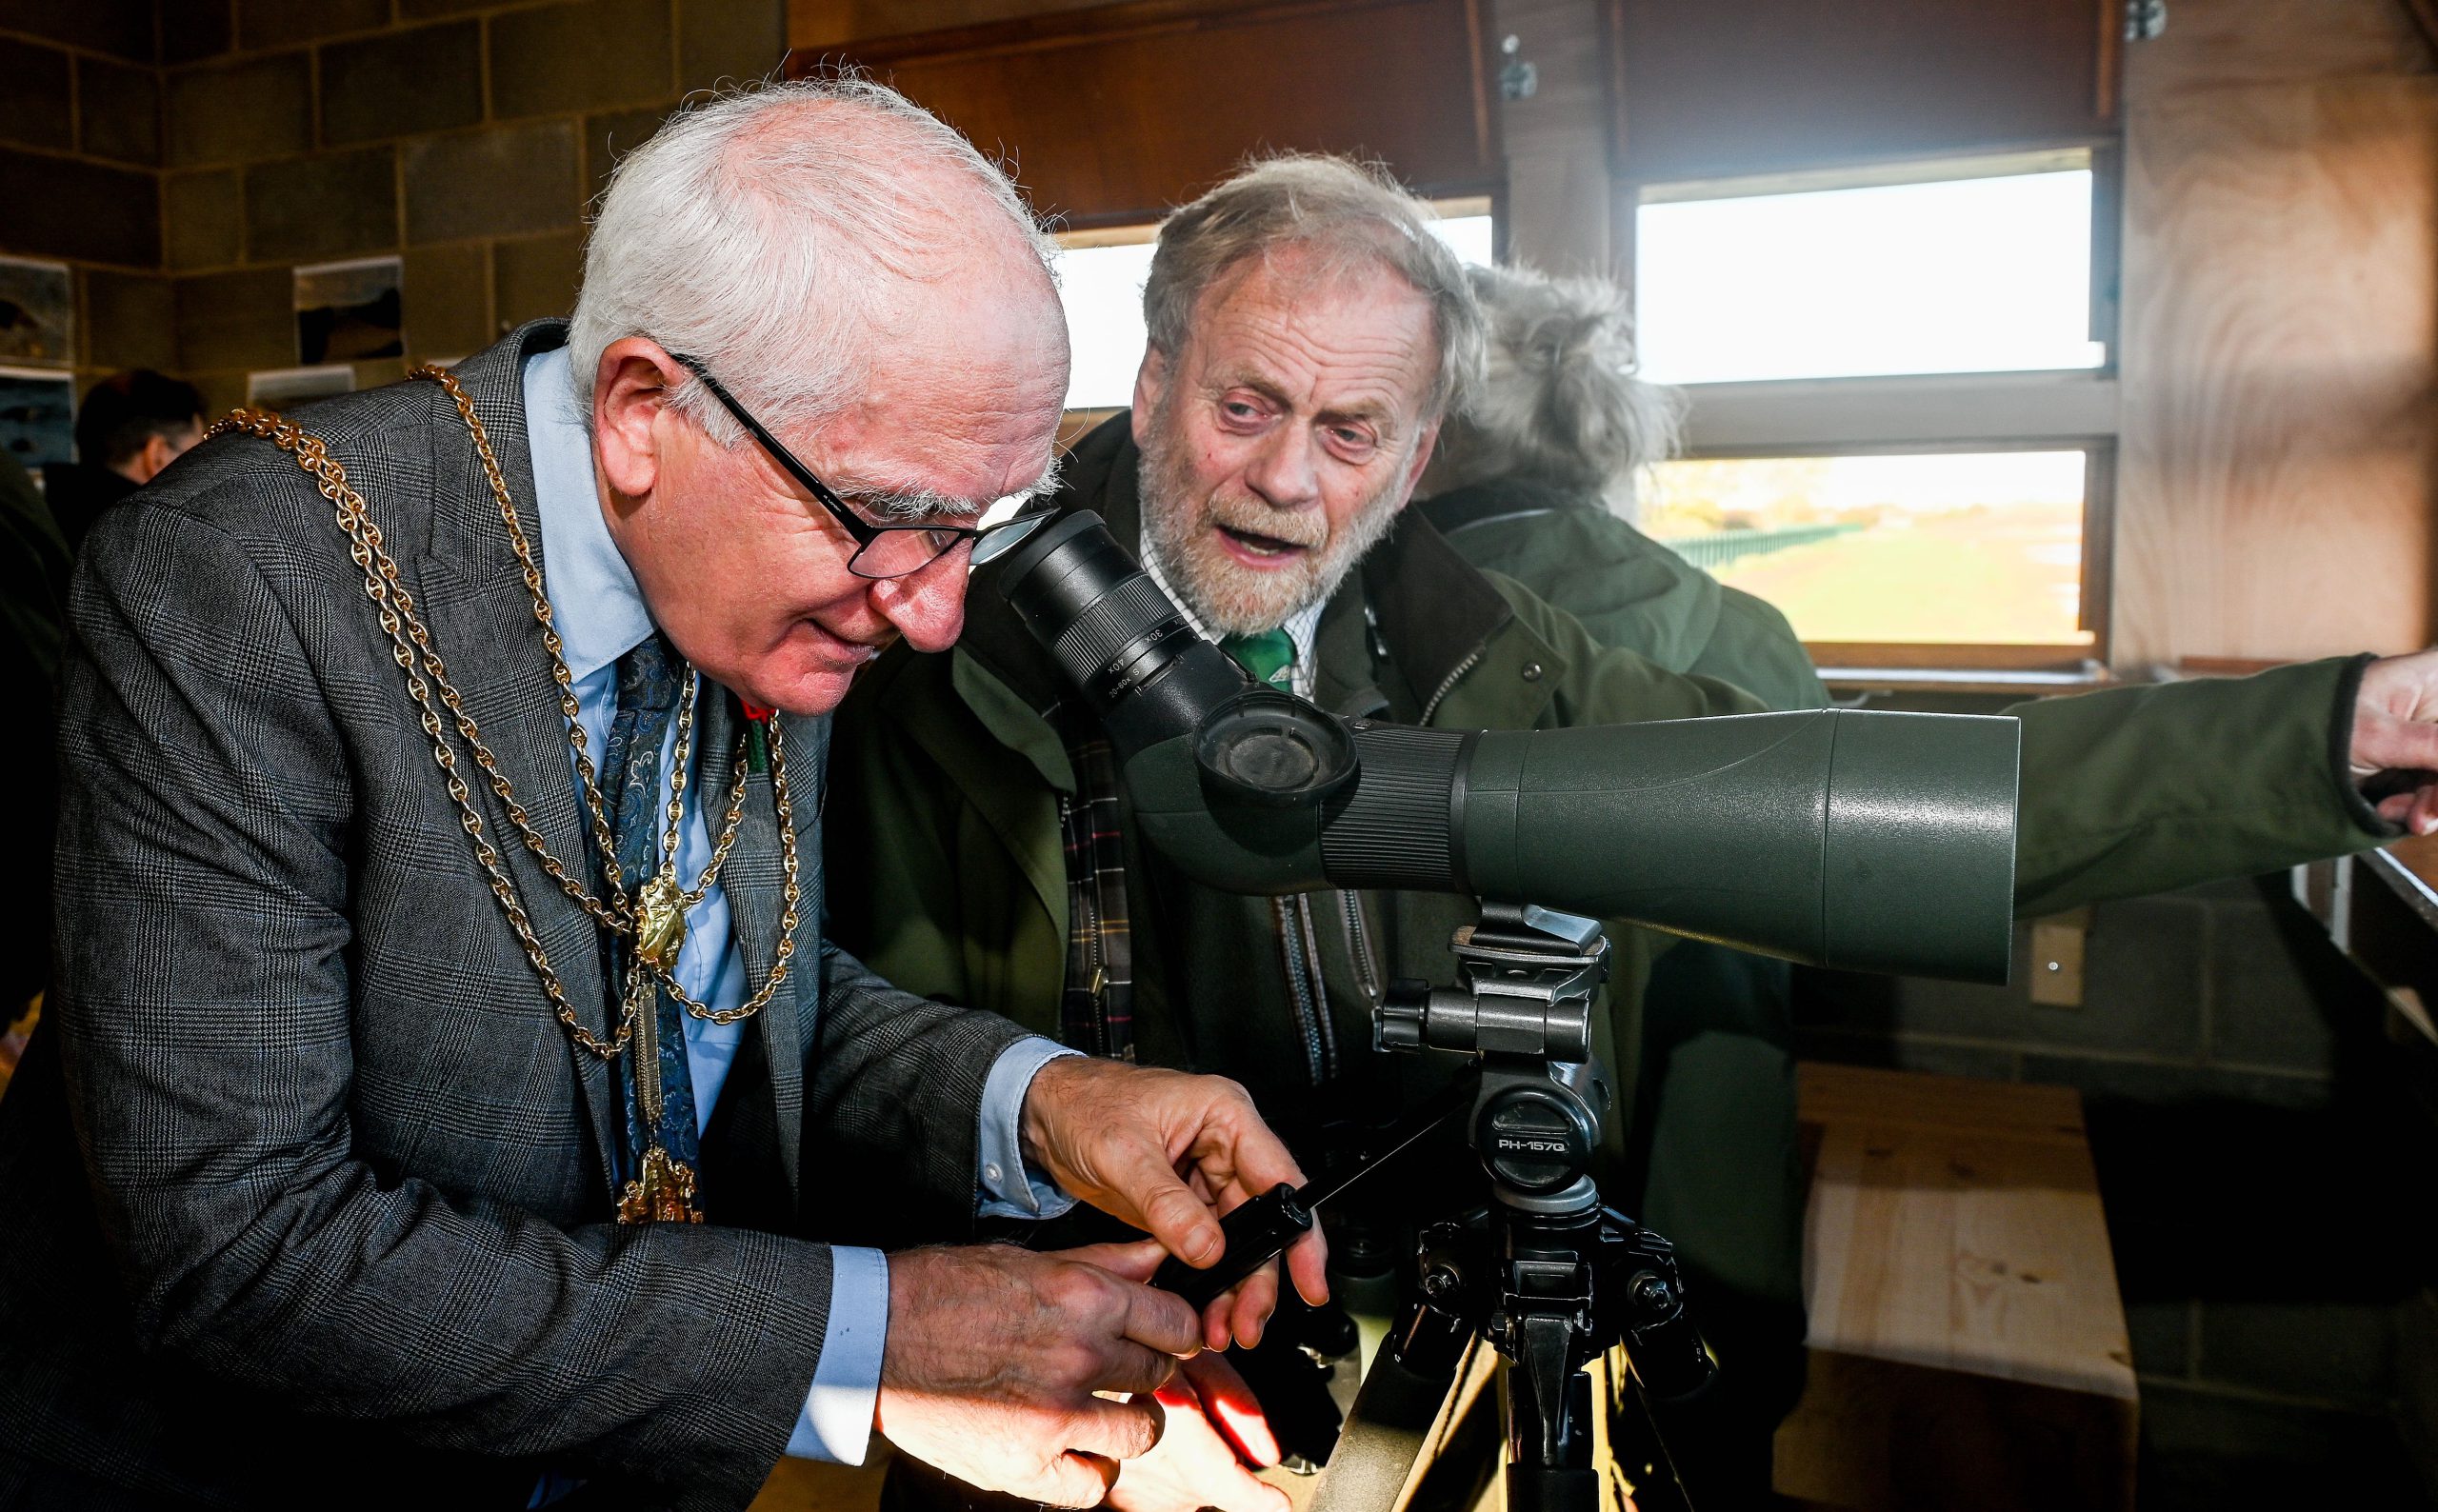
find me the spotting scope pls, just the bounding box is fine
[994,512,2021,983]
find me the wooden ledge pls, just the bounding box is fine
[1824,666,2117,698]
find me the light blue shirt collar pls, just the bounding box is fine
[526,346,654,685]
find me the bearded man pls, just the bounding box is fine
[829,153,2438,1511]
[0,82,1329,1511]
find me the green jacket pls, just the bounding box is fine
[1417,479,1828,713]
[829,415,2391,1152]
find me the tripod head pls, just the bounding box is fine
[1334,901,1714,1512]
[1378,901,1612,1209]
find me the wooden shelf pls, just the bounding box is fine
[1825,666,2116,698]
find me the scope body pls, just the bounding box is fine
[998,512,2021,984]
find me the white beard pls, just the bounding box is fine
[1136,401,1411,637]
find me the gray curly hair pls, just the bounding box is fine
[1423,263,1684,512]
[1142,153,1485,419]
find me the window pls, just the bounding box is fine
[1054,229,1162,413]
[1630,152,2116,668]
[1050,199,1497,414]
[1642,450,2096,648]
[1635,164,2105,385]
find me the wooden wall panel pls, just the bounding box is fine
[1493,0,1616,275]
[1610,0,2118,184]
[799,0,1499,225]
[2113,74,2438,665]
[2116,0,2429,95]
[790,0,1123,52]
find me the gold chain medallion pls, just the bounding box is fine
[617,1147,705,1225]
[207,367,807,1223]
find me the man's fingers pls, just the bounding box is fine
[1095,1339,1187,1398]
[1201,1462,1292,1512]
[2357,710,2438,780]
[1224,1264,1280,1350]
[1043,1239,1199,1357]
[1118,1271,1206,1358]
[1130,1159,1229,1270]
[1185,1353,1281,1467]
[1031,1452,1124,1508]
[1068,1394,1169,1462]
[1057,1237,1172,1284]
[1287,1229,1330,1307]
[2374,783,2438,834]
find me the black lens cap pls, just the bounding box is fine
[1193,690,1358,808]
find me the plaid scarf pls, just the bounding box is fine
[1056,708,1135,1061]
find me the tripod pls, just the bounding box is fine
[1163,902,1716,1512]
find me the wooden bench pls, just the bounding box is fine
[1772,1064,2138,1512]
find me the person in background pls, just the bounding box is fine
[0,445,68,1091]
[1413,260,1824,1493]
[41,369,205,553]
[1418,262,1822,709]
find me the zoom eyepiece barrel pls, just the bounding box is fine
[997,511,1245,751]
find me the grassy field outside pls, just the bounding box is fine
[1690,500,2091,645]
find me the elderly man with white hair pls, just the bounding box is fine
[0,80,1323,1510]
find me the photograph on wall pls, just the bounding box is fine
[294,256,403,367]
[0,367,77,474]
[0,258,73,367]
[247,365,356,409]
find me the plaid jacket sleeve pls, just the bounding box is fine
[52,490,844,1507]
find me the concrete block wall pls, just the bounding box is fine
[161,0,786,412]
[0,0,786,418]
[0,0,169,401]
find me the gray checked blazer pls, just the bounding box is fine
[0,322,1030,1509]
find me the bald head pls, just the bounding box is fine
[570,78,1066,448]
[566,77,1070,719]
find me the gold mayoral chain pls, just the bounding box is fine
[206,366,806,1226]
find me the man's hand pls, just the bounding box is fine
[876,1240,1199,1506]
[1108,1352,1289,1512]
[1022,1057,1329,1350]
[2352,649,2438,834]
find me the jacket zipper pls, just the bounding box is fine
[1419,645,1487,725]
[1339,889,1381,1004]
[1293,895,1339,1079]
[1273,897,1327,1084]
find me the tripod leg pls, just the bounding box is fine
[1307,1322,1473,1512]
[1503,1342,1600,1512]
[1602,1365,1697,1512]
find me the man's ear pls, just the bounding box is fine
[1129,347,1170,448]
[592,338,688,501]
[133,432,177,485]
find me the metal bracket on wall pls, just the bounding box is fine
[2029,907,2094,1008]
[1499,34,1537,100]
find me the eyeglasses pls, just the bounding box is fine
[670,353,1057,581]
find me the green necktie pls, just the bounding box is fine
[1220,627,1295,688]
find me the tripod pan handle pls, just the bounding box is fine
[1150,1183,1312,1307]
